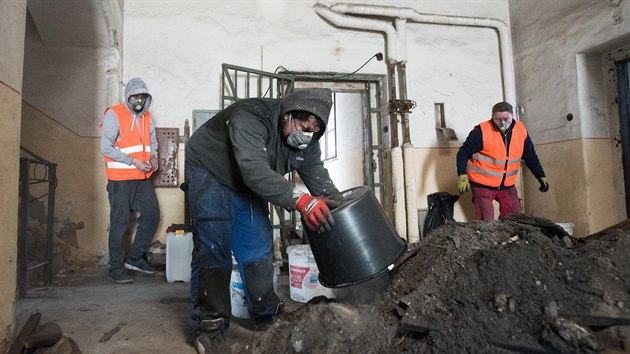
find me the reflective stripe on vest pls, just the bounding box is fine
[467,120,527,187]
[102,103,154,181]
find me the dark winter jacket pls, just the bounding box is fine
[456,119,546,190]
[185,89,339,209]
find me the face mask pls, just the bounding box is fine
[286,131,314,150]
[498,120,511,132]
[129,96,146,113]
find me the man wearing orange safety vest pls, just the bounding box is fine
[456,101,549,221]
[100,78,160,284]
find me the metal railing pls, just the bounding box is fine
[18,147,57,299]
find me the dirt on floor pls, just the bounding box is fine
[251,214,630,354]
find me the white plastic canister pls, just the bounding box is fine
[166,231,193,283]
[287,244,335,303]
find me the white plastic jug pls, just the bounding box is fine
[166,231,193,283]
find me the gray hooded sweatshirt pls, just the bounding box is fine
[186,88,339,209]
[101,78,157,166]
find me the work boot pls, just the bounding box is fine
[124,257,157,275]
[109,269,133,284]
[193,330,227,354]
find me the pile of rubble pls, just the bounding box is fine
[253,214,630,353]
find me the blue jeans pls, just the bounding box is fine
[186,163,277,331]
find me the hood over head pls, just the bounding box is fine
[124,78,152,115]
[281,88,332,136]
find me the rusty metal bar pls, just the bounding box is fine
[398,62,411,145]
[387,60,399,148]
[18,158,29,299]
[45,164,56,285]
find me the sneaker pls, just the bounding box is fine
[124,257,157,275]
[109,269,133,284]
[193,331,227,354]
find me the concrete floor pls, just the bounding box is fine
[14,267,301,353]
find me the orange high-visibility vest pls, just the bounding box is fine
[102,104,154,181]
[467,120,527,188]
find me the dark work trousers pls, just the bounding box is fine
[471,185,521,221]
[186,163,279,332]
[107,179,160,272]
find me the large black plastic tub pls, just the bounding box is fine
[306,186,407,288]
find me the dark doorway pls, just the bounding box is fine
[616,60,630,218]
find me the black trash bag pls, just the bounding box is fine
[423,192,459,236]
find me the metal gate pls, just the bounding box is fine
[220,65,389,258]
[221,64,297,260]
[221,63,294,108]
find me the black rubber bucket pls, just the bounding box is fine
[305,186,407,288]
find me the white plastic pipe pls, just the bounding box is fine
[327,3,516,104]
[402,144,419,243]
[312,4,399,60]
[391,147,407,239]
[314,3,517,239]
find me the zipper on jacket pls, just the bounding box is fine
[499,130,510,190]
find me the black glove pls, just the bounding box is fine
[538,177,549,192]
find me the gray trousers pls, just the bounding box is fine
[107,179,160,271]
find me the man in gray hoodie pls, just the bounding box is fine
[185,88,339,351]
[100,78,160,284]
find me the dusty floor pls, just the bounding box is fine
[15,214,630,353]
[14,267,302,353]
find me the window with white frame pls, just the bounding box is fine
[319,92,337,161]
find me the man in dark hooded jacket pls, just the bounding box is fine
[184,88,339,351]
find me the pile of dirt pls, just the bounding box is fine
[253,215,630,353]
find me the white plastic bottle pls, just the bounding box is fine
[166,230,193,283]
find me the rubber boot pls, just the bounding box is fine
[242,259,282,324]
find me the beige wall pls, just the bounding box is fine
[524,138,617,237]
[20,104,186,261]
[0,0,27,349]
[411,147,475,233]
[411,140,615,238]
[509,0,630,236]
[20,104,109,256]
[0,83,22,351]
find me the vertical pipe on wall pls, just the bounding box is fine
[403,144,419,243]
[314,3,516,240]
[386,61,400,148]
[391,147,407,238]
